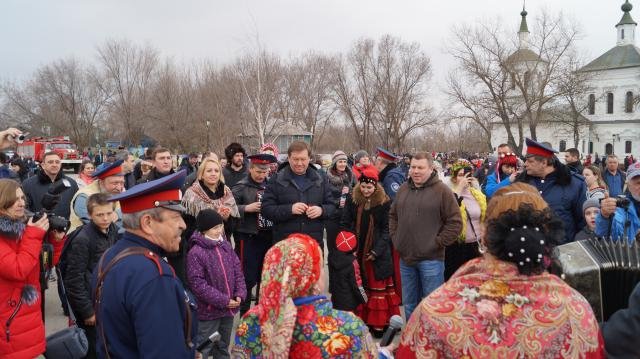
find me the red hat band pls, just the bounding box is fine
[526,146,554,158]
[97,165,123,180]
[119,189,182,213]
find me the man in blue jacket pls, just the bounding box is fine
[516,138,586,243]
[375,147,406,201]
[262,141,335,247]
[92,170,198,359]
[603,155,626,197]
[595,161,640,242]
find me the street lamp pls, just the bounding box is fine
[206,120,211,151]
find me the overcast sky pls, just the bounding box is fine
[0,0,629,90]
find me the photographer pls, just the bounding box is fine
[0,127,25,149]
[0,179,66,358]
[596,161,640,242]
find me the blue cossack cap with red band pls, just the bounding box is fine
[525,138,558,158]
[248,154,277,165]
[376,147,399,161]
[109,169,187,213]
[92,159,124,180]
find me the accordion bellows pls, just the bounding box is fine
[552,238,640,321]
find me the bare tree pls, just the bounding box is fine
[1,58,110,147]
[96,39,159,145]
[446,11,583,155]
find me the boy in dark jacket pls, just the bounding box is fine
[187,209,246,359]
[329,231,367,312]
[574,198,600,241]
[62,193,118,359]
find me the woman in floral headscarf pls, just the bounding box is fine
[231,233,378,358]
[396,183,605,358]
[444,159,487,280]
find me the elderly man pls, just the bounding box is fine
[262,141,334,246]
[596,161,640,242]
[69,160,125,232]
[92,170,197,358]
[389,152,462,320]
[232,153,278,316]
[374,147,406,200]
[137,147,175,184]
[516,138,586,243]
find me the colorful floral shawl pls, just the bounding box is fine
[397,257,605,358]
[181,180,239,218]
[231,234,377,358]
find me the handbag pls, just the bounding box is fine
[44,268,89,359]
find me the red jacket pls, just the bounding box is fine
[0,225,64,359]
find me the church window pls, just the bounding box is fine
[588,141,593,154]
[559,140,567,152]
[607,93,614,114]
[626,141,632,154]
[622,29,625,40]
[588,94,595,115]
[626,91,634,113]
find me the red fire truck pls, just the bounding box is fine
[17,136,83,172]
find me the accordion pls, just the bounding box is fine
[551,238,640,321]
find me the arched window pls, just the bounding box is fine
[622,29,626,39]
[588,94,595,115]
[607,93,614,114]
[559,140,567,152]
[626,141,632,153]
[588,141,593,154]
[626,91,634,113]
[605,143,613,155]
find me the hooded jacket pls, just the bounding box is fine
[186,231,246,320]
[0,217,64,358]
[389,171,462,265]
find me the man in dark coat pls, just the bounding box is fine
[374,147,406,201]
[516,138,586,243]
[91,171,197,358]
[564,148,584,175]
[232,154,277,316]
[222,142,248,188]
[261,141,335,247]
[22,151,78,219]
[63,193,118,359]
[136,147,175,184]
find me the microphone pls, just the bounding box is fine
[380,315,404,347]
[196,331,221,352]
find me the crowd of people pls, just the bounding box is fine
[0,125,639,358]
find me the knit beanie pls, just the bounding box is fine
[196,209,224,232]
[582,198,600,214]
[332,150,348,167]
[354,150,369,164]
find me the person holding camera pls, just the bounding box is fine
[0,127,25,149]
[595,161,640,242]
[0,178,66,358]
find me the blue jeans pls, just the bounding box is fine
[400,259,444,321]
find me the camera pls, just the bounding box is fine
[32,179,72,232]
[9,132,28,144]
[615,195,631,209]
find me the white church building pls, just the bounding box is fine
[491,1,640,158]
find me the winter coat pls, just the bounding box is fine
[0,216,64,359]
[63,222,118,320]
[603,169,626,197]
[566,161,584,175]
[92,232,197,359]
[516,163,587,243]
[22,169,78,219]
[574,227,598,242]
[232,176,270,235]
[379,163,406,201]
[340,183,394,281]
[262,164,335,244]
[136,168,175,185]
[186,231,246,320]
[222,165,248,189]
[485,172,512,198]
[389,171,462,265]
[326,166,355,220]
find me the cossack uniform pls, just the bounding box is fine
[91,170,198,358]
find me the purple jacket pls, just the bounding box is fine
[186,231,246,320]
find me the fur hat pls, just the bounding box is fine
[224,142,246,162]
[196,209,224,233]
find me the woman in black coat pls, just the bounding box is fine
[338,167,400,336]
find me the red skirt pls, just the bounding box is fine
[356,260,401,331]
